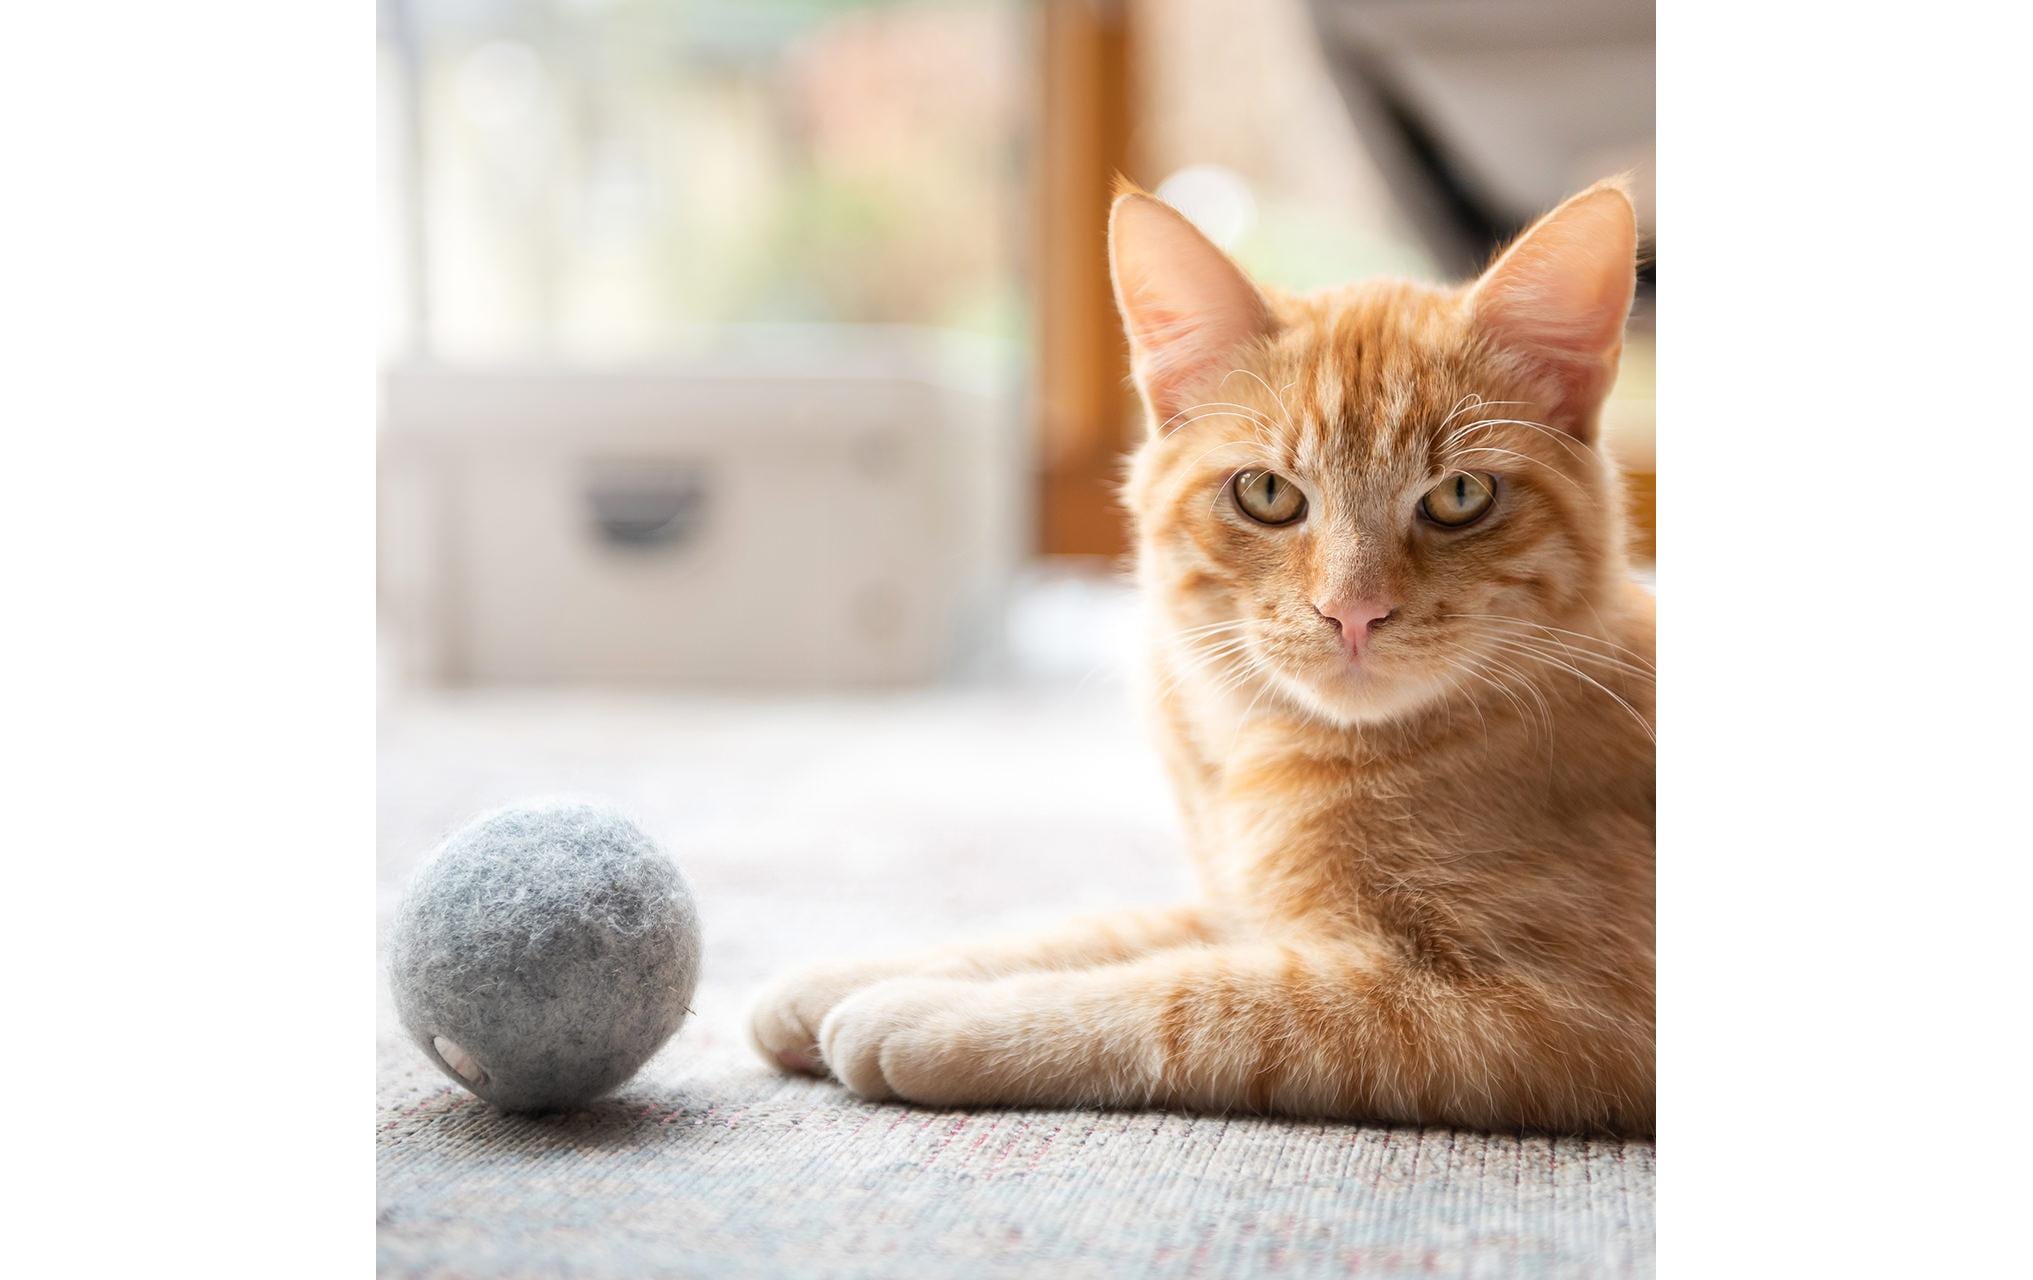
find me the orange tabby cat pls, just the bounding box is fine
[752,180,1654,1134]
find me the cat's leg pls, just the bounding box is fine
[750,905,1217,1076]
[817,942,1651,1133]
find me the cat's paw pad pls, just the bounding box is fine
[750,960,910,1077]
[818,977,980,1103]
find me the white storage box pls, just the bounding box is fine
[379,331,1021,687]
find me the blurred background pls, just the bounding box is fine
[377,0,1653,694]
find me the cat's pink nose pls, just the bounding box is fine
[1316,598,1398,659]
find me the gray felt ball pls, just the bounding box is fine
[389,801,701,1113]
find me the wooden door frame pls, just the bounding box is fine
[1034,0,1138,560]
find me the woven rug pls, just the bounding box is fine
[376,684,1655,1278]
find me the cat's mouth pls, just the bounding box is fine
[1277,634,1456,725]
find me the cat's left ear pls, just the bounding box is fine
[1468,180,1638,440]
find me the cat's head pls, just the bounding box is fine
[1113,180,1638,727]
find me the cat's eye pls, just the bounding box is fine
[1232,469,1307,525]
[1420,472,1498,528]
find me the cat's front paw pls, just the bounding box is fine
[818,977,988,1104]
[750,959,918,1076]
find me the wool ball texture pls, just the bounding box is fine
[390,802,700,1113]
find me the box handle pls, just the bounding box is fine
[584,466,706,551]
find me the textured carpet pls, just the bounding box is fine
[377,681,1655,1278]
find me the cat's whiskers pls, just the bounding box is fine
[1460,620,1627,681]
[1162,404,1274,431]
[1471,635,1655,743]
[1432,668,1493,747]
[1168,633,1256,663]
[1437,394,1532,432]
[1479,632,1655,705]
[1169,423,1284,483]
[1164,617,1253,640]
[1446,614,1656,675]
[1444,445,1586,491]
[1220,665,1281,760]
[1206,661,1276,712]
[1447,650,1528,731]
[1159,631,1254,668]
[1156,399,1279,439]
[1219,368,1302,437]
[1154,631,1263,700]
[1445,655,1525,729]
[1179,631,1279,705]
[1438,393,1486,431]
[1458,647,1556,744]
[1478,634,1656,684]
[1179,438,1277,477]
[1155,403,1282,483]
[1176,636,1256,665]
[1441,414,1592,465]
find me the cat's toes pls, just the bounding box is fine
[748,979,826,1075]
[750,961,902,1077]
[818,977,979,1104]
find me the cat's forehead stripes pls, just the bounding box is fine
[1270,285,1464,493]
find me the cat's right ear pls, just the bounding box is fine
[1109,192,1274,430]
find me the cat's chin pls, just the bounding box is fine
[1273,660,1456,729]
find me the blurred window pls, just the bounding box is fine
[1132,0,1436,291]
[380,0,1032,362]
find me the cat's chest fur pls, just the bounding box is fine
[1154,670,1652,967]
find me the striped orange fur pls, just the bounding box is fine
[753,180,1654,1135]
